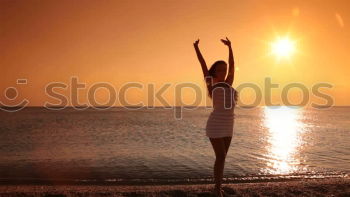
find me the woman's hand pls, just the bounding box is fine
[221,37,231,47]
[193,39,200,48]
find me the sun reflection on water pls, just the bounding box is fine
[263,106,305,174]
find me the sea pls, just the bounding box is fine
[0,106,349,185]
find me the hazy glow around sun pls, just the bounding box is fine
[270,37,296,59]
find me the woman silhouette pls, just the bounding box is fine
[194,37,237,197]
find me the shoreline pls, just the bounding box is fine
[0,178,349,197]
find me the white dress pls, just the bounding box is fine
[206,83,236,138]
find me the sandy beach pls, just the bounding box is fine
[0,178,349,197]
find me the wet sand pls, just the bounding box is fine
[0,178,349,196]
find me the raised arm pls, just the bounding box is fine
[193,39,209,78]
[194,39,214,95]
[221,37,235,85]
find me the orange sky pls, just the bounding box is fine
[1,0,349,107]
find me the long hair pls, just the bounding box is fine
[206,61,238,103]
[206,60,225,99]
[208,60,226,79]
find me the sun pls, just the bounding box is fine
[270,37,296,59]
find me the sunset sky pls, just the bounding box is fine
[1,0,349,107]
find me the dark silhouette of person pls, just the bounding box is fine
[194,37,238,197]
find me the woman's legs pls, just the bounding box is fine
[209,137,227,190]
[223,136,232,155]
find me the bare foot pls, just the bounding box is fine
[220,188,229,197]
[214,187,223,197]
